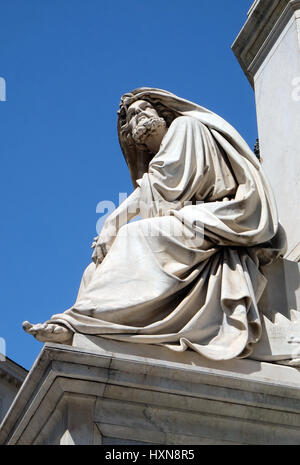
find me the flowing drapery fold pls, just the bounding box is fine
[49,89,285,361]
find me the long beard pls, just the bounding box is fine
[132,116,166,145]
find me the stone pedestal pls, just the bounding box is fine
[232,0,300,253]
[252,258,300,362]
[1,257,300,445]
[2,336,300,445]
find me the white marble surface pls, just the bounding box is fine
[26,89,285,365]
[233,0,300,254]
[253,259,300,363]
[232,0,290,86]
[2,340,300,444]
[254,12,300,254]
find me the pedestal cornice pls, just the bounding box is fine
[232,0,300,87]
[2,338,300,444]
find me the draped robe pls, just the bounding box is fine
[49,98,284,361]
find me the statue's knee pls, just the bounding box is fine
[118,221,141,237]
[82,262,96,284]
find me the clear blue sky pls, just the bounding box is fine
[0,0,255,370]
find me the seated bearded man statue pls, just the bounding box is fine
[23,87,286,362]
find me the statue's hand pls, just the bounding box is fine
[91,222,117,265]
[92,240,107,265]
[91,236,99,249]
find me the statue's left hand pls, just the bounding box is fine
[91,222,117,265]
[91,236,99,249]
[92,240,107,265]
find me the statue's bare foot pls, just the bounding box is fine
[22,321,73,344]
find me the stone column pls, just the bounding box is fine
[232,0,300,255]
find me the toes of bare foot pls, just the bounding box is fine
[22,320,73,344]
[22,321,32,331]
[22,321,36,334]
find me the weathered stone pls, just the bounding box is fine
[2,340,300,445]
[0,358,27,424]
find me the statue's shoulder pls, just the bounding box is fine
[169,115,203,130]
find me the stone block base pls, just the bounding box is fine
[2,335,300,444]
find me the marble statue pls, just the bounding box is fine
[23,87,287,362]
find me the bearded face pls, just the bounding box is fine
[132,114,167,145]
[126,100,167,152]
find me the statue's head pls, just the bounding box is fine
[117,89,180,186]
[119,99,170,154]
[117,87,260,188]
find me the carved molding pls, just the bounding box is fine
[3,342,300,444]
[232,0,300,87]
